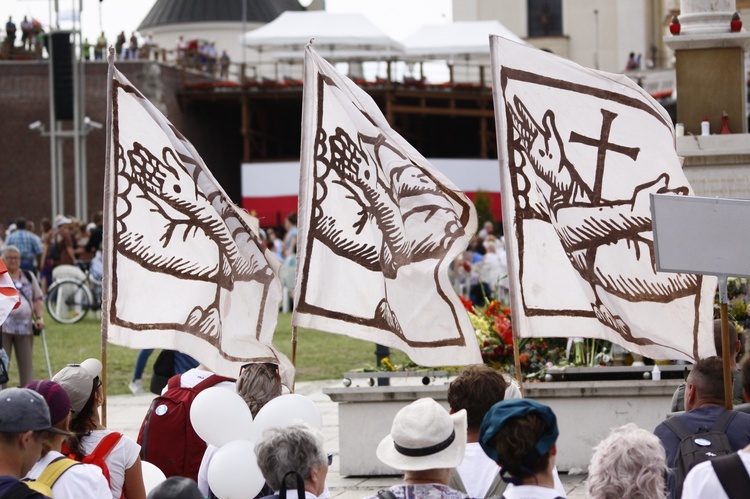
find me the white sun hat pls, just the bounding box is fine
[376,397,467,471]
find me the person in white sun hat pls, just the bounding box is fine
[366,397,468,499]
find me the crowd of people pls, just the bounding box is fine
[449,220,509,306]
[2,345,749,498]
[0,214,103,387]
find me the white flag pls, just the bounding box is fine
[103,64,293,386]
[293,45,482,367]
[0,260,20,326]
[490,36,716,361]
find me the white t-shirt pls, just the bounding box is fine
[160,368,236,394]
[502,485,563,499]
[681,450,750,499]
[456,443,566,498]
[25,450,111,499]
[456,443,500,497]
[197,444,218,496]
[79,430,140,499]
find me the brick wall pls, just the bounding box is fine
[0,61,240,227]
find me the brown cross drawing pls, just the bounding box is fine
[569,109,640,205]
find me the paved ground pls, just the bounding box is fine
[106,379,588,498]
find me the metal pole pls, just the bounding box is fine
[48,32,58,220]
[73,29,82,220]
[242,0,247,67]
[56,130,64,215]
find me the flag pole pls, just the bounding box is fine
[100,46,116,427]
[291,326,298,393]
[718,276,733,410]
[489,36,524,395]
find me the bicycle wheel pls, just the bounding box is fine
[46,279,93,324]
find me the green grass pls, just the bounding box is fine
[7,311,410,394]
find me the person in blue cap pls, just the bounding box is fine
[479,399,563,499]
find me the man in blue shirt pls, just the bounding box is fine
[5,219,42,273]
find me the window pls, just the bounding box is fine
[528,0,563,37]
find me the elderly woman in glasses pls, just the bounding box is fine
[255,424,330,499]
[1,245,44,387]
[53,358,146,499]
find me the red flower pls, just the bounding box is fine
[519,353,530,365]
[494,316,513,345]
[459,296,474,312]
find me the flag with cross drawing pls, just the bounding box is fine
[489,36,716,361]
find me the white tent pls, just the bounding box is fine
[402,20,526,61]
[241,11,404,55]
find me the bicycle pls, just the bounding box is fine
[46,260,103,324]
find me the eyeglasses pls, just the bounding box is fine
[327,453,333,466]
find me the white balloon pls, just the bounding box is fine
[190,387,253,447]
[141,461,167,495]
[207,440,265,499]
[249,393,323,442]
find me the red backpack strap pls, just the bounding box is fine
[92,432,123,459]
[83,432,123,482]
[192,374,235,392]
[166,374,183,391]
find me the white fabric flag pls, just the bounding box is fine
[293,45,482,367]
[0,261,20,326]
[103,63,293,386]
[489,36,716,361]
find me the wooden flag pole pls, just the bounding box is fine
[718,276,733,410]
[100,46,116,428]
[512,330,524,396]
[291,326,298,393]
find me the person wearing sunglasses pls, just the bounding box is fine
[53,359,146,499]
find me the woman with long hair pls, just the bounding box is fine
[24,380,111,498]
[53,359,146,499]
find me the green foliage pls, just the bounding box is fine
[8,312,410,394]
[473,190,495,231]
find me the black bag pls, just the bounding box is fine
[711,452,750,499]
[19,270,42,336]
[149,350,175,395]
[663,410,737,498]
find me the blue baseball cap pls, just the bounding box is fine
[479,399,559,472]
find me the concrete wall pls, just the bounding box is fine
[452,0,658,73]
[326,379,680,475]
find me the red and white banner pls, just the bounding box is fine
[242,159,501,228]
[0,260,20,326]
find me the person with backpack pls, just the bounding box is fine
[0,388,61,499]
[137,363,234,482]
[23,380,110,498]
[681,442,750,499]
[53,359,146,499]
[654,356,750,499]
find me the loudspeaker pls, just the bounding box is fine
[51,32,74,121]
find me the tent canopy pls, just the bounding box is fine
[402,20,526,61]
[241,11,404,54]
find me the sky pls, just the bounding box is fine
[4,0,453,46]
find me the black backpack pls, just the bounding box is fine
[663,410,737,498]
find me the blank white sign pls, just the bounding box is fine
[651,193,750,277]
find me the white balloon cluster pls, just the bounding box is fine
[190,388,324,499]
